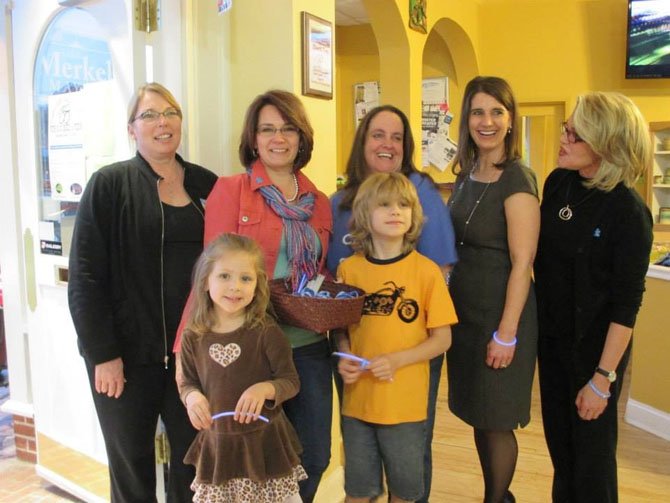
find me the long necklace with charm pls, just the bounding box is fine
[450,164,495,245]
[558,176,596,221]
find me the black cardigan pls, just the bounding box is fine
[68,152,217,366]
[535,168,653,380]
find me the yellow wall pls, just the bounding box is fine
[336,24,379,177]
[630,277,670,412]
[226,0,337,194]
[336,0,670,177]
[335,0,481,178]
[478,0,670,123]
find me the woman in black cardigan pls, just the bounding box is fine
[69,83,217,502]
[534,92,653,503]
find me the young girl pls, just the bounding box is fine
[178,233,306,503]
[334,173,457,503]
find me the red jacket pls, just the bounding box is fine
[173,160,332,351]
[204,160,332,274]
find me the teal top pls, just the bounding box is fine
[274,234,326,348]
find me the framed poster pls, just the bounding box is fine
[409,0,427,33]
[301,12,333,99]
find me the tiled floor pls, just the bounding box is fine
[0,384,81,502]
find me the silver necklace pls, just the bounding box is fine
[286,174,299,202]
[450,165,495,245]
[558,177,595,221]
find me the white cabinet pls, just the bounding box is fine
[650,122,670,230]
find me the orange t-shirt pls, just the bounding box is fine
[338,251,457,424]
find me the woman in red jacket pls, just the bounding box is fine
[176,90,332,502]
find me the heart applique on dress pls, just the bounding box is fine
[209,343,241,367]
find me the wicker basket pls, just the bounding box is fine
[269,279,365,333]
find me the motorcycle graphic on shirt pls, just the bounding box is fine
[362,281,419,323]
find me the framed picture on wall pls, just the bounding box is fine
[301,12,333,99]
[409,0,427,33]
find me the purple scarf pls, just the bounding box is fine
[257,180,319,289]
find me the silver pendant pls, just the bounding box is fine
[558,205,572,221]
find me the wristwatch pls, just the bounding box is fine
[595,366,617,383]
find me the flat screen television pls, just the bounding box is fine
[625,0,670,79]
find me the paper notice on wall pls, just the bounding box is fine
[354,81,380,127]
[48,92,86,202]
[422,77,448,104]
[421,77,451,168]
[428,136,458,172]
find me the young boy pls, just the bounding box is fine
[335,172,457,503]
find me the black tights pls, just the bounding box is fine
[474,428,518,503]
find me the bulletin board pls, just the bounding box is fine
[352,77,458,172]
[421,77,457,171]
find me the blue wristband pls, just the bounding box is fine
[588,379,611,399]
[492,331,517,347]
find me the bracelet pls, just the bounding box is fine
[588,379,611,399]
[492,331,517,347]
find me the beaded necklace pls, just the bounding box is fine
[286,173,299,203]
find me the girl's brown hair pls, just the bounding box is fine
[350,172,424,257]
[186,233,272,336]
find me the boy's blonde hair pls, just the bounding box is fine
[186,233,272,336]
[350,172,424,257]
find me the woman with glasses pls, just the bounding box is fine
[535,92,653,502]
[328,105,457,503]
[174,89,332,503]
[68,82,217,502]
[446,76,539,503]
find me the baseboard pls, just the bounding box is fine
[624,399,670,441]
[35,464,108,503]
[0,398,34,417]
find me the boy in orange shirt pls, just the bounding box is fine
[334,173,457,503]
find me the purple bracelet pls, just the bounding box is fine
[492,331,517,347]
[212,411,270,423]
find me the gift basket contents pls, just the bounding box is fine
[269,273,366,333]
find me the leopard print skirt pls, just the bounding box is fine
[191,465,307,503]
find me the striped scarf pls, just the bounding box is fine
[257,180,319,289]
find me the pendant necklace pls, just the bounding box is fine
[558,176,596,221]
[450,163,495,245]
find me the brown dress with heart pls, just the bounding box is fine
[178,320,306,501]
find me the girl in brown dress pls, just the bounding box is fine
[178,233,305,503]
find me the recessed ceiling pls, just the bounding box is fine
[335,0,369,26]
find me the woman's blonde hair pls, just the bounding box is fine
[186,233,272,336]
[572,92,652,192]
[127,82,182,124]
[350,173,424,257]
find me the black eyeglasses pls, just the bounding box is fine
[560,122,584,144]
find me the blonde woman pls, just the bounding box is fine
[69,83,217,502]
[535,92,653,502]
